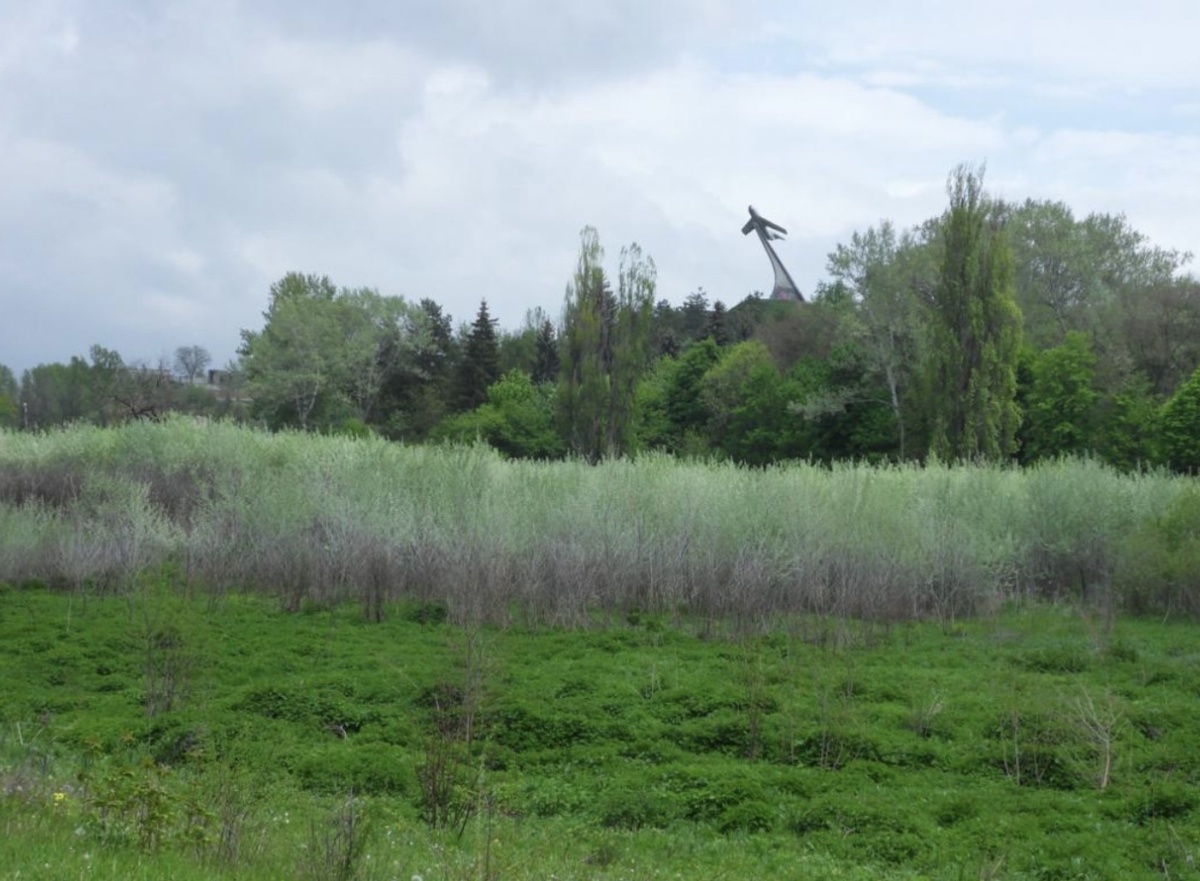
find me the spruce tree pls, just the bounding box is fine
[456,299,500,411]
[704,300,730,346]
[533,320,560,385]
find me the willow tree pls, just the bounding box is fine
[558,227,655,461]
[925,166,1023,460]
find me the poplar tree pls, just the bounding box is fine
[558,227,656,461]
[925,166,1023,460]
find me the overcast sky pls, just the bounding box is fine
[2,0,1198,376]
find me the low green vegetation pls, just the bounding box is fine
[2,420,1200,878]
[3,585,1200,879]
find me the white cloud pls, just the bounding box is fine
[769,0,1200,92]
[0,0,1197,378]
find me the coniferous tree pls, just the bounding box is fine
[704,300,730,346]
[533,320,560,385]
[456,299,500,411]
[925,165,1023,460]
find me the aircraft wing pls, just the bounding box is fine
[760,215,788,236]
[741,218,756,235]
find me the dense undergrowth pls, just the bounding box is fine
[2,585,1200,879]
[2,418,1200,625]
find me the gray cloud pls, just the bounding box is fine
[0,0,1196,378]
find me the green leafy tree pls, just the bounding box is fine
[607,242,656,453]
[558,228,656,461]
[0,364,20,428]
[1004,199,1103,348]
[435,370,564,459]
[86,345,128,424]
[20,359,93,428]
[717,359,795,465]
[1096,376,1161,471]
[1019,332,1100,461]
[239,273,343,430]
[827,221,933,458]
[679,290,710,343]
[632,356,676,452]
[658,338,723,455]
[701,340,774,451]
[1117,278,1200,398]
[924,165,1023,460]
[784,347,898,464]
[1160,365,1200,473]
[240,273,429,432]
[389,298,456,439]
[339,288,429,427]
[456,299,500,412]
[1004,199,1191,364]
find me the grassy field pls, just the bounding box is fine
[2,583,1199,880]
[2,420,1200,878]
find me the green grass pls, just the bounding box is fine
[3,583,1199,879]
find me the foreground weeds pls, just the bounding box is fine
[3,586,1200,879]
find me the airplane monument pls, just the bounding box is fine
[742,205,803,302]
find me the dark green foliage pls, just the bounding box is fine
[1130,781,1196,824]
[294,743,411,795]
[434,370,565,459]
[703,300,729,346]
[0,364,19,428]
[239,273,435,433]
[661,338,721,454]
[596,784,674,830]
[1019,331,1099,461]
[1160,364,1200,472]
[533,320,560,385]
[925,165,1023,460]
[455,299,500,412]
[386,297,457,440]
[1095,375,1162,471]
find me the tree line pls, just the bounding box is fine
[3,165,1199,471]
